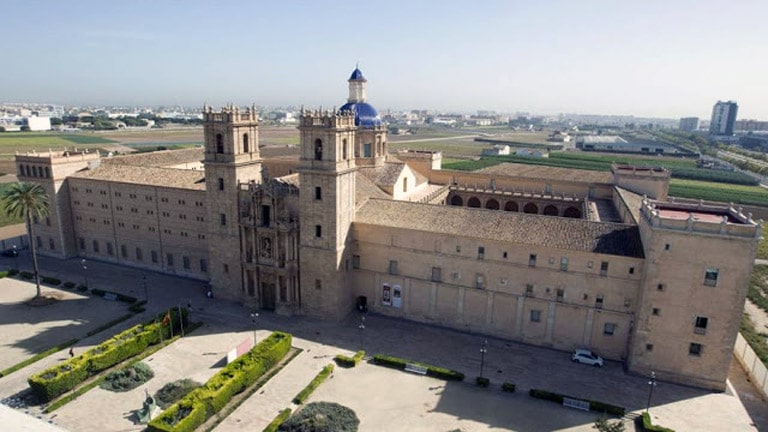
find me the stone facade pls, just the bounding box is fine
[13,69,760,391]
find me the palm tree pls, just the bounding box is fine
[2,182,50,298]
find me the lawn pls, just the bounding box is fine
[0,133,116,157]
[668,179,768,207]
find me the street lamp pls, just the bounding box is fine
[81,259,88,288]
[250,312,259,345]
[12,245,18,269]
[479,339,488,378]
[646,371,657,412]
[358,316,366,351]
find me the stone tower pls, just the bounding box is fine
[339,67,388,167]
[297,108,357,319]
[203,104,262,300]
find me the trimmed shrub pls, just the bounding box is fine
[155,379,202,409]
[293,363,334,404]
[501,382,516,393]
[20,271,33,280]
[0,270,9,278]
[41,276,61,286]
[63,281,76,289]
[638,412,675,432]
[334,350,365,368]
[148,331,292,432]
[90,288,138,304]
[76,284,88,292]
[476,376,490,387]
[263,408,291,432]
[279,401,359,432]
[8,268,19,276]
[372,354,464,381]
[529,388,625,416]
[100,362,154,392]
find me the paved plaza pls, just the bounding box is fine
[0,251,766,431]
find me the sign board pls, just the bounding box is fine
[392,285,402,308]
[227,338,255,364]
[382,283,391,306]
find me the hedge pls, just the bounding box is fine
[263,408,292,432]
[476,376,490,387]
[41,276,61,286]
[147,331,292,432]
[638,412,675,432]
[20,271,33,279]
[293,363,334,404]
[63,281,76,289]
[90,288,138,304]
[334,350,365,368]
[28,308,188,402]
[529,388,625,416]
[8,268,19,276]
[501,382,516,393]
[0,270,9,278]
[372,354,465,381]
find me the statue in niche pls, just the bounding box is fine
[261,237,272,258]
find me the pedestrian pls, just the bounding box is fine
[68,347,74,358]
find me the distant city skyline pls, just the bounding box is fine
[2,0,767,119]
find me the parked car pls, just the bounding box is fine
[2,248,19,257]
[572,349,604,367]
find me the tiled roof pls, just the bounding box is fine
[104,147,203,167]
[355,172,391,205]
[69,164,206,190]
[614,187,644,223]
[355,199,644,258]
[359,162,405,186]
[475,163,613,184]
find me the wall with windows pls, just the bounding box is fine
[350,223,643,359]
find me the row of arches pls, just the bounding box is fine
[314,138,350,161]
[450,195,582,218]
[20,164,51,179]
[215,133,250,154]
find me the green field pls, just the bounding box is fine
[668,179,768,206]
[0,133,116,156]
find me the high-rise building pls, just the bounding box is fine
[709,101,738,135]
[679,117,699,132]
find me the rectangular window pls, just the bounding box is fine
[629,267,635,275]
[530,310,541,322]
[652,307,660,316]
[477,246,485,260]
[121,244,127,258]
[529,254,537,267]
[79,237,85,250]
[262,205,270,226]
[220,213,227,226]
[694,316,708,335]
[664,243,671,251]
[389,260,399,275]
[560,257,569,271]
[595,294,604,309]
[476,273,485,289]
[600,261,609,277]
[689,343,702,356]
[646,343,654,351]
[218,177,224,191]
[556,288,564,302]
[167,253,174,267]
[200,259,208,273]
[223,264,229,273]
[151,250,158,263]
[49,238,55,250]
[92,240,99,253]
[525,284,534,297]
[657,283,665,291]
[315,225,322,238]
[315,279,322,290]
[352,254,360,269]
[183,256,190,269]
[363,143,372,157]
[503,251,508,259]
[106,242,113,256]
[315,186,322,200]
[135,248,142,261]
[431,266,442,282]
[604,323,616,335]
[704,268,719,287]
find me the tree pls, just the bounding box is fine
[2,182,50,298]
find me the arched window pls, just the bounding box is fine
[523,203,538,214]
[216,134,224,154]
[450,195,463,206]
[314,139,323,161]
[243,133,249,153]
[485,199,499,210]
[504,201,518,212]
[403,177,408,193]
[564,207,582,218]
[543,205,558,216]
[342,139,348,160]
[467,197,481,208]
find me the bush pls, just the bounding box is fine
[148,331,292,432]
[279,401,359,432]
[63,281,76,289]
[0,270,8,278]
[334,350,365,368]
[8,268,19,276]
[76,284,88,292]
[293,363,334,404]
[20,271,33,279]
[501,382,516,393]
[129,300,148,313]
[476,376,489,387]
[155,379,203,409]
[528,388,625,416]
[41,276,61,286]
[638,412,675,432]
[263,408,292,432]
[100,362,154,392]
[372,354,464,381]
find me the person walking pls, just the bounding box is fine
[68,347,74,358]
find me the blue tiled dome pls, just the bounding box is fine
[349,68,366,81]
[339,102,382,127]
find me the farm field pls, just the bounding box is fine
[0,133,116,155]
[668,179,768,207]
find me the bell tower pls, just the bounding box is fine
[203,104,262,300]
[297,108,357,319]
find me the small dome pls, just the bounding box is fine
[339,102,382,127]
[349,68,366,81]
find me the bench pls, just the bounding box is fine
[404,363,428,375]
[562,397,590,411]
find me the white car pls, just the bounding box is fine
[572,349,604,367]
